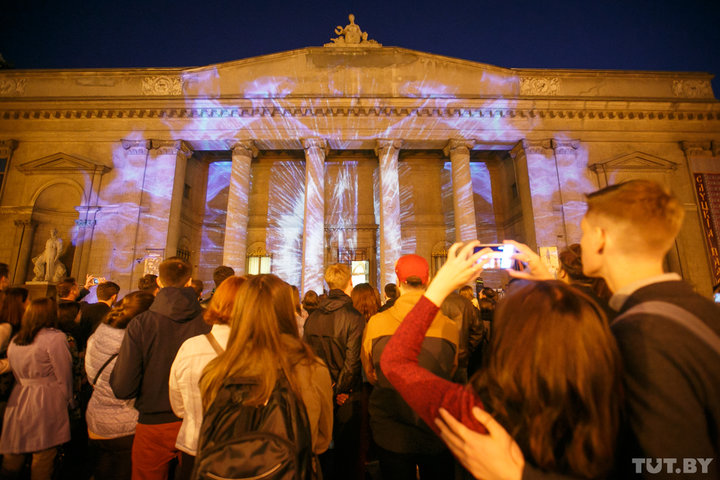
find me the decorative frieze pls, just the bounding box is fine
[672,80,712,98]
[1,106,718,122]
[681,141,720,157]
[75,219,97,228]
[551,139,580,155]
[0,78,26,96]
[520,77,560,96]
[141,76,183,96]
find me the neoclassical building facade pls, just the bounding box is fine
[1,23,719,296]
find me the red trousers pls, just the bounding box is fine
[132,422,182,480]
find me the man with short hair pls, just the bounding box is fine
[57,276,94,304]
[362,254,458,479]
[303,263,365,480]
[76,281,120,351]
[378,283,399,312]
[111,257,209,480]
[580,180,720,477]
[138,274,159,295]
[200,265,235,307]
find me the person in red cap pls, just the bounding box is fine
[361,254,459,479]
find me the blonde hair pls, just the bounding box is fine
[586,180,684,255]
[199,274,319,410]
[324,263,351,291]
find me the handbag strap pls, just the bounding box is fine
[92,353,118,386]
[613,301,720,356]
[205,332,224,355]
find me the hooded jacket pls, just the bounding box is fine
[303,289,364,396]
[110,286,209,424]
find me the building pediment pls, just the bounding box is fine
[589,151,678,173]
[179,47,519,99]
[17,152,111,175]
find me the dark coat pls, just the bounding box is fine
[110,286,209,424]
[302,289,364,396]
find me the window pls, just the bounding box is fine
[351,260,369,286]
[247,255,272,275]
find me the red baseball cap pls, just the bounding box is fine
[395,254,429,286]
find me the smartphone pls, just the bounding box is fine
[93,277,99,285]
[474,244,516,269]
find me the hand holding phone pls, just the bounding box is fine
[503,240,555,280]
[473,244,517,270]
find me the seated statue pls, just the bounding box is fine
[32,228,67,283]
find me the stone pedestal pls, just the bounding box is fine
[25,281,57,301]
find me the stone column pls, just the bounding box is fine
[11,218,36,284]
[301,138,328,294]
[121,140,151,292]
[444,139,477,243]
[551,139,584,244]
[223,141,258,274]
[148,140,192,258]
[510,140,563,250]
[375,139,403,287]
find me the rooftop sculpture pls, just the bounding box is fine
[325,14,381,47]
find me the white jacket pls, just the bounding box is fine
[169,324,229,455]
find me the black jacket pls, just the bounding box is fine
[303,289,364,396]
[110,286,210,424]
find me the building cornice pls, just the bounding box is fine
[1,101,719,122]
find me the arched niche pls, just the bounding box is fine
[29,181,84,282]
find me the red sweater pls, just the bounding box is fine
[380,295,487,435]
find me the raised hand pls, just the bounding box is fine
[503,240,554,281]
[424,242,488,307]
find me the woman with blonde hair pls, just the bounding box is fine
[196,274,332,476]
[169,275,246,479]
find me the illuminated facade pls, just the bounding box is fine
[1,36,719,295]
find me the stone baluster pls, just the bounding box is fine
[223,141,258,274]
[301,138,328,294]
[375,139,403,286]
[444,139,477,242]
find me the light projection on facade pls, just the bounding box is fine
[1,15,718,297]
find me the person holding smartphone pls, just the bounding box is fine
[380,242,622,480]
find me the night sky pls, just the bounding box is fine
[2,0,720,93]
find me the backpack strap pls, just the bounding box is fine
[92,353,118,386]
[205,332,224,355]
[613,301,720,356]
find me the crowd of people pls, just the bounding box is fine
[0,179,717,480]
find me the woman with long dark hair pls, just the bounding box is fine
[381,242,623,479]
[199,275,333,456]
[85,291,155,480]
[0,297,73,480]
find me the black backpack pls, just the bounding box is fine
[192,371,318,480]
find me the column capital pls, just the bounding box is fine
[231,140,259,158]
[302,138,329,154]
[121,139,151,155]
[681,141,715,157]
[443,138,475,157]
[0,139,18,157]
[511,139,552,158]
[151,139,193,157]
[551,139,580,155]
[375,139,403,157]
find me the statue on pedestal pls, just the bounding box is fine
[325,14,381,47]
[32,228,67,283]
